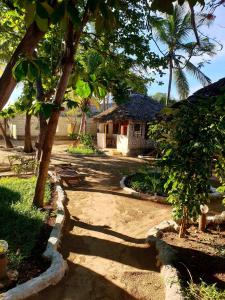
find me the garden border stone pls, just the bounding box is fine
[146,220,184,300]
[0,171,67,300]
[120,175,167,204]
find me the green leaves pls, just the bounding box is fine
[12,58,51,82]
[75,79,91,98]
[13,60,29,82]
[67,1,81,29]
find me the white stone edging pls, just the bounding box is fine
[0,172,67,300]
[120,175,167,204]
[146,220,184,300]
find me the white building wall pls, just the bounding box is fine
[8,115,97,139]
[97,133,106,148]
[117,134,129,155]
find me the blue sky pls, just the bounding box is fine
[9,4,225,104]
[148,5,225,99]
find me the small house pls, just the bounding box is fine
[94,94,163,156]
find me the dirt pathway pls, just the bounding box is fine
[27,146,170,299]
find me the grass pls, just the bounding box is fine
[67,145,102,155]
[0,177,51,268]
[185,281,225,300]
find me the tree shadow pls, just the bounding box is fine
[69,216,146,244]
[61,232,159,272]
[28,262,137,300]
[173,244,225,289]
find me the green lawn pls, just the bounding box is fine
[67,145,102,155]
[0,177,51,268]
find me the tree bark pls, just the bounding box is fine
[24,112,33,153]
[0,121,13,148]
[79,111,87,134]
[0,24,44,111]
[33,22,75,207]
[167,55,173,106]
[35,78,48,161]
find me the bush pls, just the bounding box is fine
[127,166,166,195]
[68,133,94,149]
[0,177,51,268]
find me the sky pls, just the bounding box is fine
[148,5,225,99]
[8,3,225,104]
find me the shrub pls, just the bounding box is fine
[128,166,166,195]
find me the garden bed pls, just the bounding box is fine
[0,177,55,292]
[121,168,167,203]
[162,224,225,299]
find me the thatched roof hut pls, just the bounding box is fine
[94,94,163,156]
[172,77,225,108]
[94,93,164,123]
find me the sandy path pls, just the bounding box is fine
[1,143,170,300]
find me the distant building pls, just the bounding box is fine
[94,94,163,156]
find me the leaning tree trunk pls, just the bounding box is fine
[167,55,173,106]
[0,121,13,148]
[0,24,44,111]
[24,112,33,153]
[33,22,75,207]
[35,78,48,161]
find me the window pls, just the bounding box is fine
[133,123,142,136]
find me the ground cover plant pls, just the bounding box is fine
[185,281,225,300]
[126,166,166,196]
[0,177,51,269]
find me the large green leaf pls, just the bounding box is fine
[75,80,91,98]
[24,1,36,27]
[35,14,49,32]
[12,60,29,82]
[27,62,40,82]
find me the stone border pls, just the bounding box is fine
[0,172,67,300]
[120,175,167,204]
[146,220,184,300]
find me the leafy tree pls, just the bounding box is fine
[0,0,211,207]
[149,90,225,237]
[149,4,215,103]
[152,92,176,105]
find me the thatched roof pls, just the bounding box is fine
[172,77,225,108]
[93,94,164,123]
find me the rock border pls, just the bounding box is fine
[120,175,167,204]
[0,172,67,300]
[146,220,184,300]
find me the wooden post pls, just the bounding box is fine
[198,204,209,232]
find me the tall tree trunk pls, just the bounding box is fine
[0,24,44,111]
[24,112,33,153]
[33,22,75,207]
[79,111,87,134]
[0,121,13,148]
[35,78,48,161]
[167,55,173,106]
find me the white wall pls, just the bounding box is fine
[97,133,106,148]
[8,115,97,139]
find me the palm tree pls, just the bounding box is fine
[150,5,215,104]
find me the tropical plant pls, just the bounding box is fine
[149,4,216,103]
[149,90,225,237]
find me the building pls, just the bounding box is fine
[94,94,163,156]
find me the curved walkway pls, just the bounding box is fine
[29,149,170,300]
